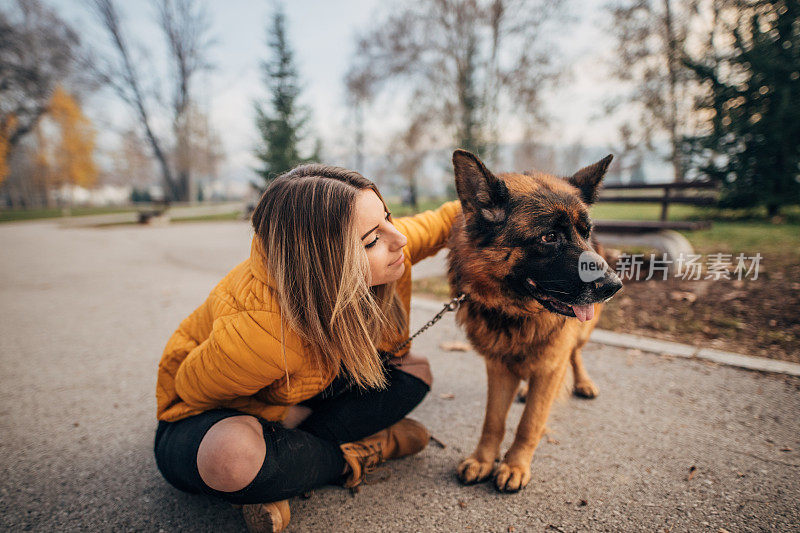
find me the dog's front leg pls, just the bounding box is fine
[457,357,519,485]
[571,347,599,398]
[493,356,570,492]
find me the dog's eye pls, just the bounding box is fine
[541,232,558,244]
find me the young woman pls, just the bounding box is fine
[154,164,461,532]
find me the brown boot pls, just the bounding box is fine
[240,499,290,533]
[339,418,431,488]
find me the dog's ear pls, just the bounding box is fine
[567,154,613,204]
[452,149,509,224]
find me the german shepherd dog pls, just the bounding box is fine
[447,149,623,492]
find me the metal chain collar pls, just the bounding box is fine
[380,292,468,359]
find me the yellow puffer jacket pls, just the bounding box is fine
[156,200,462,422]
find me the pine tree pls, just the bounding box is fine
[253,6,318,187]
[684,0,800,216]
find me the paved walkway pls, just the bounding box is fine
[1,219,798,532]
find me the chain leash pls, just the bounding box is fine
[380,292,468,360]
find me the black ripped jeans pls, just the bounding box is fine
[153,366,429,505]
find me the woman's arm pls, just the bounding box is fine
[173,310,291,410]
[393,200,462,265]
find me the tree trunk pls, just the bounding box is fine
[663,0,684,182]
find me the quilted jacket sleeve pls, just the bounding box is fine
[173,309,291,410]
[393,200,462,265]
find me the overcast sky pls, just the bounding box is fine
[53,0,630,183]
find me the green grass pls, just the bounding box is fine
[0,205,137,223]
[171,212,243,223]
[590,202,800,262]
[683,222,800,262]
[590,202,800,223]
[589,203,705,221]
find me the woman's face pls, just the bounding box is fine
[354,189,408,286]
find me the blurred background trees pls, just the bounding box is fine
[0,0,797,216]
[35,86,98,205]
[605,0,702,184]
[0,0,94,207]
[684,0,799,216]
[87,0,216,203]
[345,0,565,201]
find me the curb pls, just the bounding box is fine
[410,297,800,378]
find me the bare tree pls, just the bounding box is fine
[346,0,565,165]
[156,0,214,202]
[513,140,557,174]
[395,113,435,208]
[88,0,213,202]
[344,71,369,172]
[0,0,86,148]
[111,128,155,188]
[181,102,225,186]
[561,140,586,175]
[605,0,703,182]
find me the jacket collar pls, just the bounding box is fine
[249,235,278,288]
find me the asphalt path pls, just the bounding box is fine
[1,219,798,532]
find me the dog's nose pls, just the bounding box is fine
[593,275,622,300]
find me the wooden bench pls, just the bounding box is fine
[599,181,718,221]
[137,199,171,225]
[593,182,717,266]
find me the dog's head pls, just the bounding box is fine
[451,149,622,321]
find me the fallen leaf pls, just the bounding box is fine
[439,340,471,352]
[719,290,745,302]
[670,291,697,303]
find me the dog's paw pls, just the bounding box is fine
[573,379,599,398]
[493,462,531,493]
[456,457,494,485]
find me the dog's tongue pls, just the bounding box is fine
[571,304,595,323]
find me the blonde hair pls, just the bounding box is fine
[250,164,407,389]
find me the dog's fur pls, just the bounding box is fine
[447,150,622,492]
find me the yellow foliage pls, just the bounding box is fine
[0,115,15,188]
[47,86,98,189]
